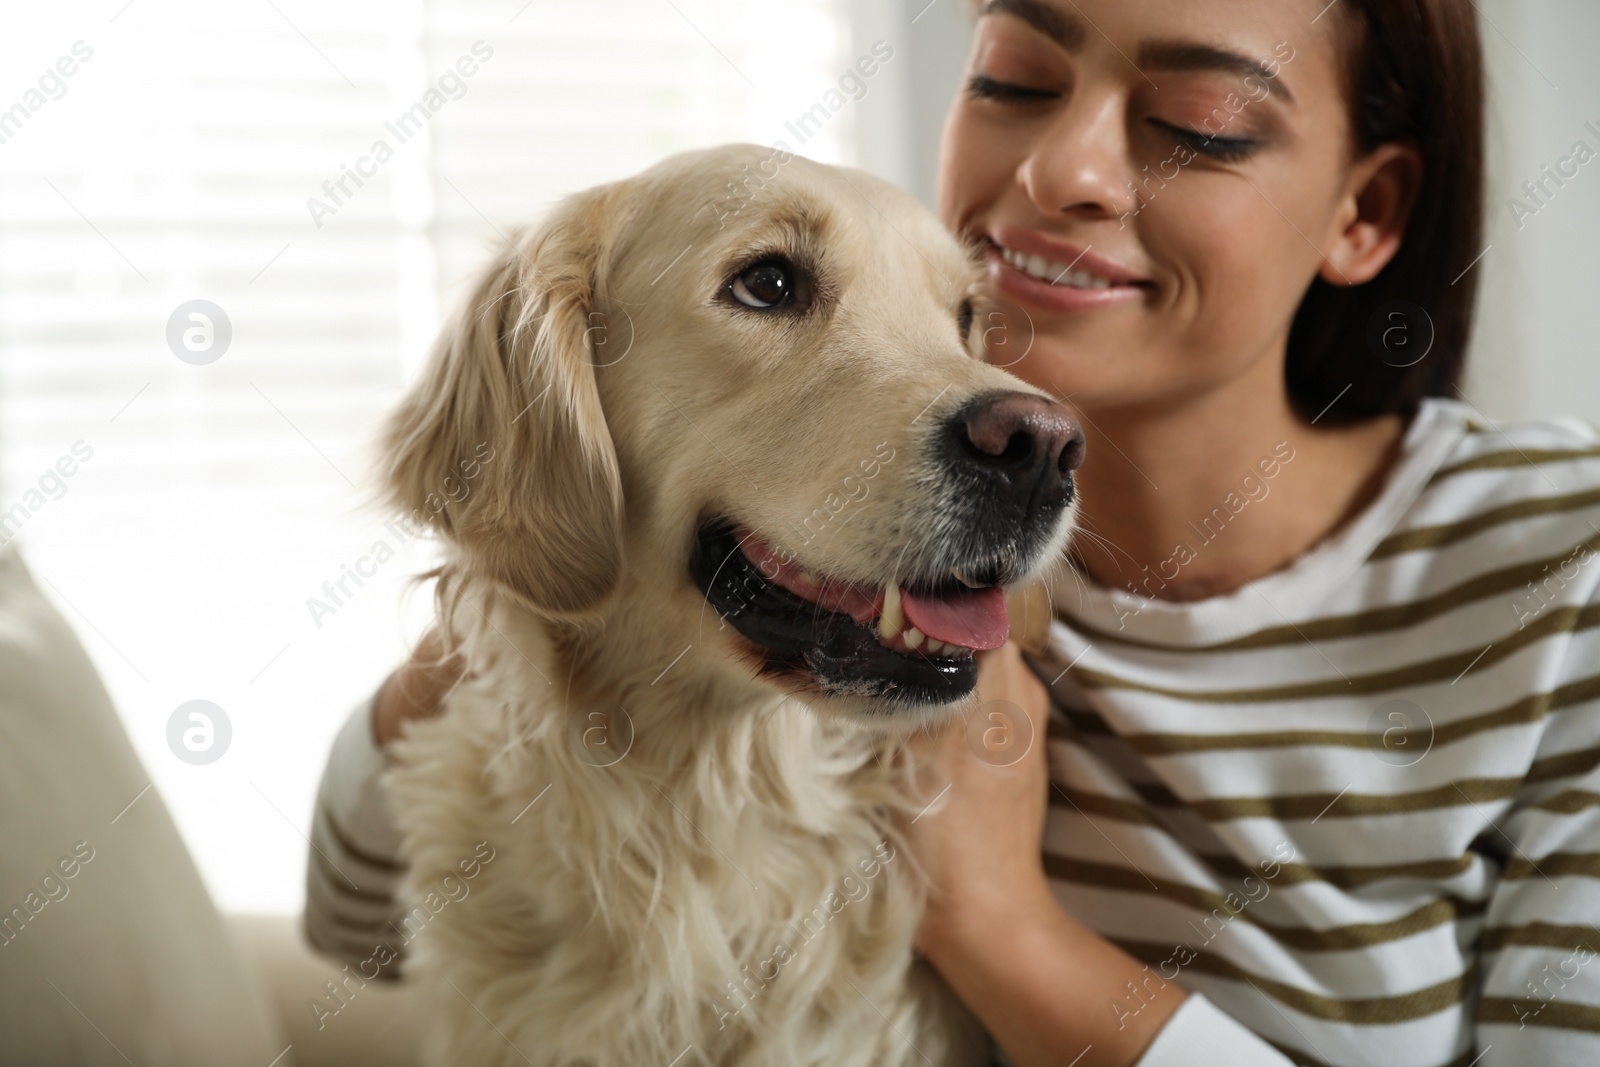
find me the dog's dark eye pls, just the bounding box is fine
[729,259,798,309]
[958,299,974,342]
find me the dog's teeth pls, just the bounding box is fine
[904,627,925,650]
[952,567,984,589]
[800,570,821,585]
[925,639,945,654]
[878,584,903,640]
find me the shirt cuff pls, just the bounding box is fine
[1135,993,1295,1067]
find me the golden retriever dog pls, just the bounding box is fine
[380,143,1082,1067]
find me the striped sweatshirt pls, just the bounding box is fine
[1034,396,1600,1066]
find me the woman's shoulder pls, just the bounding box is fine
[1420,396,1600,485]
[1387,397,1600,562]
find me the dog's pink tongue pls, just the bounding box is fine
[899,586,1009,650]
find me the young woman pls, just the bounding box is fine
[903,2,1599,1066]
[308,2,1600,1065]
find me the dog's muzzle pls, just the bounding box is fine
[691,390,1082,711]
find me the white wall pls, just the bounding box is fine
[849,0,972,207]
[850,0,1600,426]
[1474,0,1600,423]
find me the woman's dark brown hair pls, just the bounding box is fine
[1286,0,1485,426]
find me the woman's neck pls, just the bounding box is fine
[1064,357,1409,603]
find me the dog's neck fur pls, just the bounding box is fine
[392,570,983,1066]
[437,564,931,854]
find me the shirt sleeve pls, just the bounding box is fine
[301,691,411,977]
[1132,993,1296,1067]
[1474,704,1600,1064]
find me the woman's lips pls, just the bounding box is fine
[985,224,1153,314]
[991,225,1150,285]
[987,245,1150,314]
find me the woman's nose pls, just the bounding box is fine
[1015,90,1138,223]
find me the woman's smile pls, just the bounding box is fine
[986,224,1154,313]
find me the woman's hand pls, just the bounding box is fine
[371,629,466,751]
[899,641,1055,957]
[894,642,1188,1067]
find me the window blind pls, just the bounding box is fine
[0,0,851,912]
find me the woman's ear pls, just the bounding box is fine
[381,185,625,616]
[1320,141,1424,287]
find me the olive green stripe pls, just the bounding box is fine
[1173,777,1517,822]
[1505,851,1600,882]
[314,849,393,905]
[1428,444,1600,485]
[315,921,408,962]
[1042,853,1483,951]
[1529,743,1600,783]
[1049,745,1600,822]
[1046,711,1094,740]
[1067,604,1600,701]
[1047,783,1161,826]
[326,810,406,873]
[1480,922,1600,953]
[1479,997,1600,1034]
[1053,771,1519,822]
[1048,799,1600,889]
[1041,799,1483,890]
[1052,531,1600,654]
[1113,939,1477,1024]
[1534,790,1600,814]
[1371,486,1600,561]
[1045,672,1600,756]
[1197,852,1478,891]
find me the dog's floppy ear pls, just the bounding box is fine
[381,186,624,616]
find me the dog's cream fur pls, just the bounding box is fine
[380,145,1071,1067]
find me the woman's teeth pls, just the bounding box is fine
[1001,246,1113,289]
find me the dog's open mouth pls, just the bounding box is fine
[689,519,1009,707]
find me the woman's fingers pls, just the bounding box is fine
[977,639,1051,731]
[372,629,467,748]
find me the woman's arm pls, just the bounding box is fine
[302,632,462,973]
[903,644,1291,1067]
[1473,712,1600,1064]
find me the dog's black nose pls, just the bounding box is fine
[946,391,1085,514]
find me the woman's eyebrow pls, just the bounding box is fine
[976,0,1087,53]
[1137,40,1297,104]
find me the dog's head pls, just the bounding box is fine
[383,144,1081,719]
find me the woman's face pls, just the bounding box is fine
[939,0,1368,415]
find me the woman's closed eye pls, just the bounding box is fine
[966,73,1059,106]
[965,74,1263,166]
[1147,118,1261,164]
